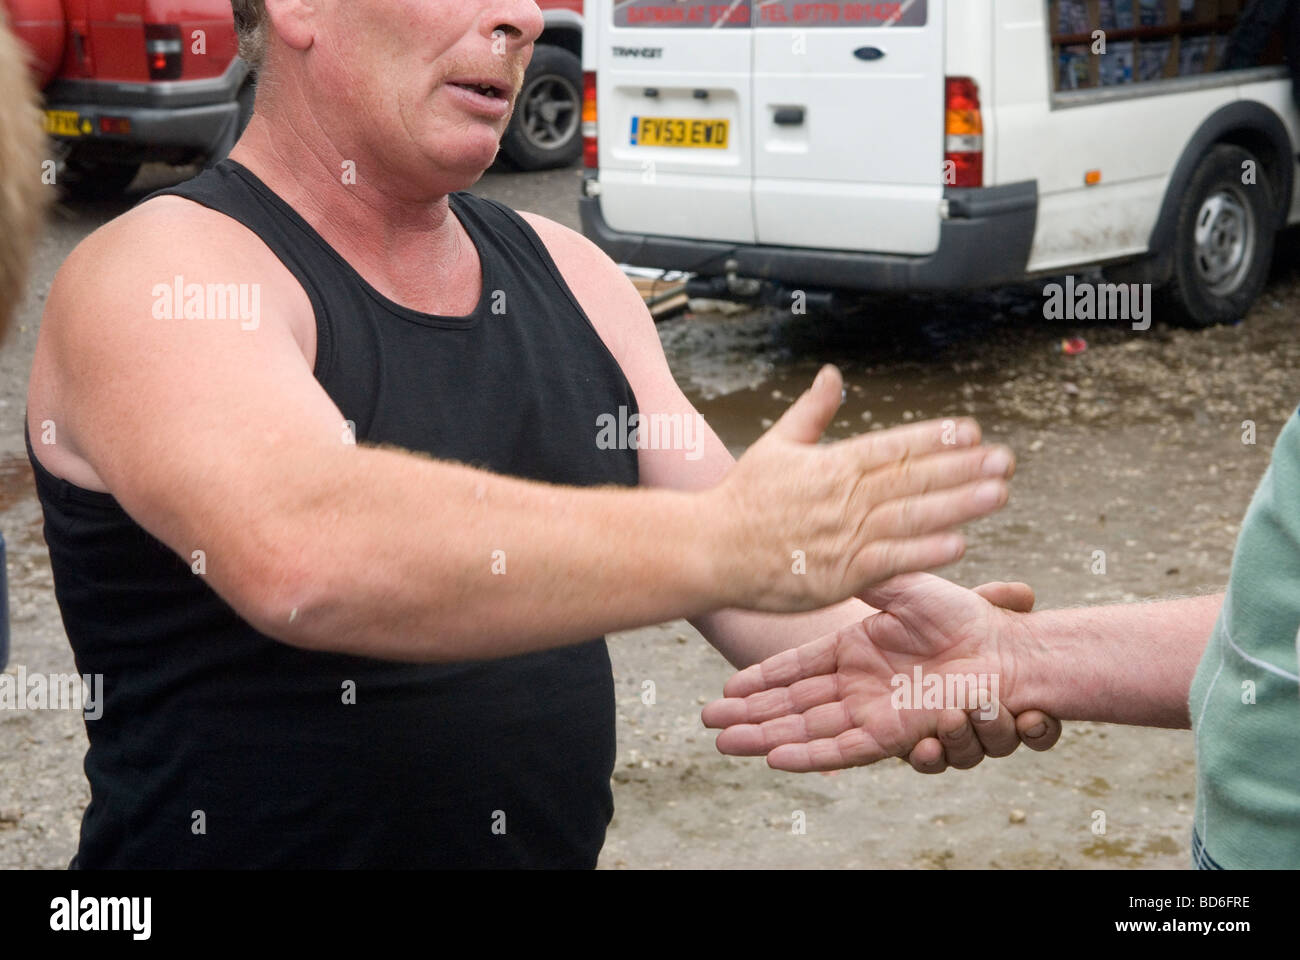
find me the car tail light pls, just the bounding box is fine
[582,71,598,170]
[944,76,983,188]
[99,116,132,135]
[145,24,183,80]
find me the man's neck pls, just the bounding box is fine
[226,108,480,315]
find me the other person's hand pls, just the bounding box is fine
[702,573,1063,771]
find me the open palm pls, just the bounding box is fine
[702,573,1045,772]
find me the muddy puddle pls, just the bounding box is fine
[663,277,1298,452]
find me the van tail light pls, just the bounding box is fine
[145,25,183,80]
[944,76,983,188]
[99,116,132,135]
[582,70,598,170]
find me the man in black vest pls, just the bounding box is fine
[24,0,1056,867]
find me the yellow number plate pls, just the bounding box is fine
[44,110,89,137]
[632,117,728,149]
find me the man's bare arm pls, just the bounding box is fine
[32,202,1010,663]
[523,212,1013,668]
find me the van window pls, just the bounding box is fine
[613,0,752,28]
[1050,0,1289,92]
[753,1,927,27]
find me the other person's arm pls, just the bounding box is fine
[703,573,1219,771]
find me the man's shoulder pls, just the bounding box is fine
[507,208,660,377]
[513,208,601,260]
[52,193,306,331]
[512,208,628,300]
[65,194,265,277]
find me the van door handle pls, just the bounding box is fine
[773,107,805,126]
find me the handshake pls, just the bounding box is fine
[702,571,1063,774]
[694,364,1214,776]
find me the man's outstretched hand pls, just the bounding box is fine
[701,574,1062,773]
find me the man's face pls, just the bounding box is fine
[306,0,544,189]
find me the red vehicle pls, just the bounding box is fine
[3,0,585,199]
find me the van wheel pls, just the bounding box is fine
[59,147,141,200]
[499,45,583,171]
[1162,144,1274,327]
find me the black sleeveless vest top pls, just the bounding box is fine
[27,159,639,868]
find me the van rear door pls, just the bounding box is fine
[752,1,945,255]
[596,0,756,244]
[61,0,150,82]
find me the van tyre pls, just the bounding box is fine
[59,147,140,201]
[499,45,583,171]
[1163,144,1274,328]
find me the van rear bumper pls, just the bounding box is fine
[579,180,1038,292]
[42,58,250,160]
[44,101,239,157]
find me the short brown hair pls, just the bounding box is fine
[0,13,49,340]
[231,0,268,67]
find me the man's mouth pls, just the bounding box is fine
[449,81,507,100]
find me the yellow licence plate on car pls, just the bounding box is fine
[631,117,728,149]
[44,110,88,137]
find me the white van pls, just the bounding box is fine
[578,0,1300,325]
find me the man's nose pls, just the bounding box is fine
[483,0,545,50]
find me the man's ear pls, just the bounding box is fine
[263,0,317,54]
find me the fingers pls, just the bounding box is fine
[853,478,1009,548]
[935,708,987,769]
[712,632,839,701]
[708,690,1047,775]
[906,737,948,774]
[968,698,1022,758]
[714,699,857,756]
[903,696,1022,774]
[837,427,1012,588]
[849,533,969,587]
[1016,709,1064,751]
[972,580,1036,613]
[868,444,1015,506]
[910,702,1051,775]
[701,674,840,728]
[849,416,982,474]
[767,728,890,773]
[769,365,843,444]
